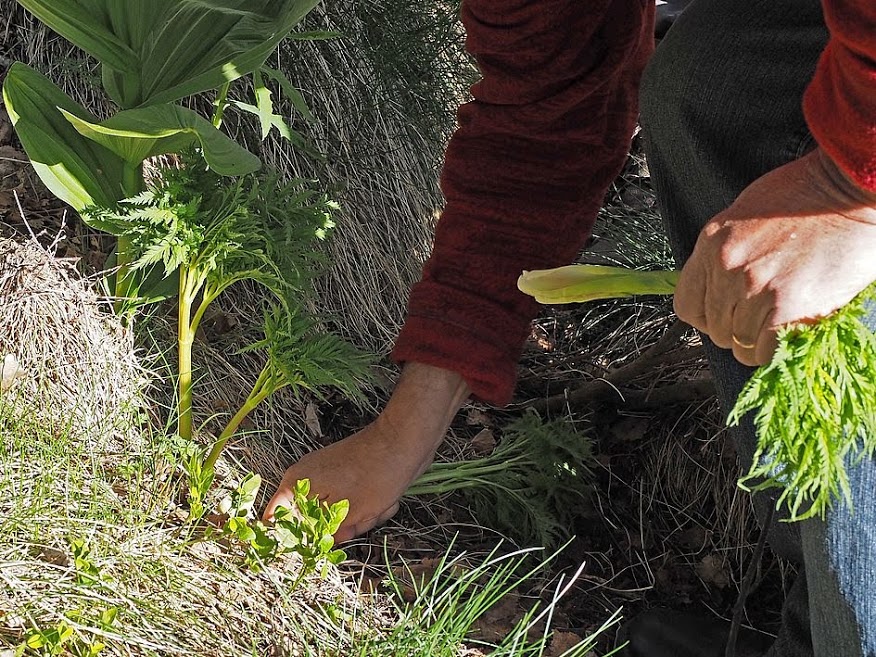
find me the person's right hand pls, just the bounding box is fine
[263,363,470,543]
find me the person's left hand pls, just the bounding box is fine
[674,148,876,366]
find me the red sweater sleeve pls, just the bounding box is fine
[804,0,876,191]
[392,0,654,405]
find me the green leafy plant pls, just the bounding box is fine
[84,162,372,521]
[2,0,325,303]
[17,608,118,657]
[86,158,368,442]
[518,263,876,521]
[213,475,347,579]
[17,621,76,657]
[5,3,371,475]
[184,446,214,522]
[68,538,105,587]
[273,478,349,581]
[408,412,594,550]
[202,306,371,473]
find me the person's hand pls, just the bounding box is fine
[674,148,876,366]
[675,149,876,365]
[263,362,470,543]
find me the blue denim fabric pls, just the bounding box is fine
[640,0,876,655]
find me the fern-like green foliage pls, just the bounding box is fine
[244,306,372,405]
[730,282,876,521]
[409,411,594,551]
[86,153,335,309]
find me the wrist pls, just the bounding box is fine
[377,362,470,453]
[814,148,876,210]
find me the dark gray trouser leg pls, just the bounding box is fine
[641,1,876,656]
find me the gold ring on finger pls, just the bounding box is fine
[732,334,757,350]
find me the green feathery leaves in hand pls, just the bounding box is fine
[730,283,876,520]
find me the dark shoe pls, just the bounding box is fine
[616,609,772,657]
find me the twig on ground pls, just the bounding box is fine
[532,320,714,414]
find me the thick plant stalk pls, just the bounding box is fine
[177,268,196,441]
[517,265,679,304]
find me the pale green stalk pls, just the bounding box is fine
[177,268,196,441]
[212,82,231,128]
[407,454,530,494]
[202,366,283,473]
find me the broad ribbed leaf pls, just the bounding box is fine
[2,63,125,211]
[61,105,261,175]
[16,0,320,108]
[517,265,680,304]
[14,0,139,73]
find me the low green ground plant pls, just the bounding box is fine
[216,474,348,579]
[409,412,595,552]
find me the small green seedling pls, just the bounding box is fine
[184,447,215,522]
[17,621,76,657]
[273,478,349,582]
[212,476,348,580]
[16,608,116,657]
[68,539,105,587]
[517,263,876,521]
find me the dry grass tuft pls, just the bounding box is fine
[0,412,392,656]
[0,236,145,448]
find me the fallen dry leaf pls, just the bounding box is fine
[470,428,497,456]
[304,403,323,438]
[547,631,585,656]
[465,407,492,426]
[695,553,730,589]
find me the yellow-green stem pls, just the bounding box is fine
[212,82,231,128]
[203,368,277,472]
[189,286,218,341]
[203,400,257,473]
[178,270,195,441]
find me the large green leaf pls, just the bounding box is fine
[61,105,261,175]
[13,0,139,73]
[1,62,126,211]
[16,0,321,108]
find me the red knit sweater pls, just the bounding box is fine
[392,0,876,406]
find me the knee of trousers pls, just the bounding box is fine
[640,0,825,201]
[638,16,755,197]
